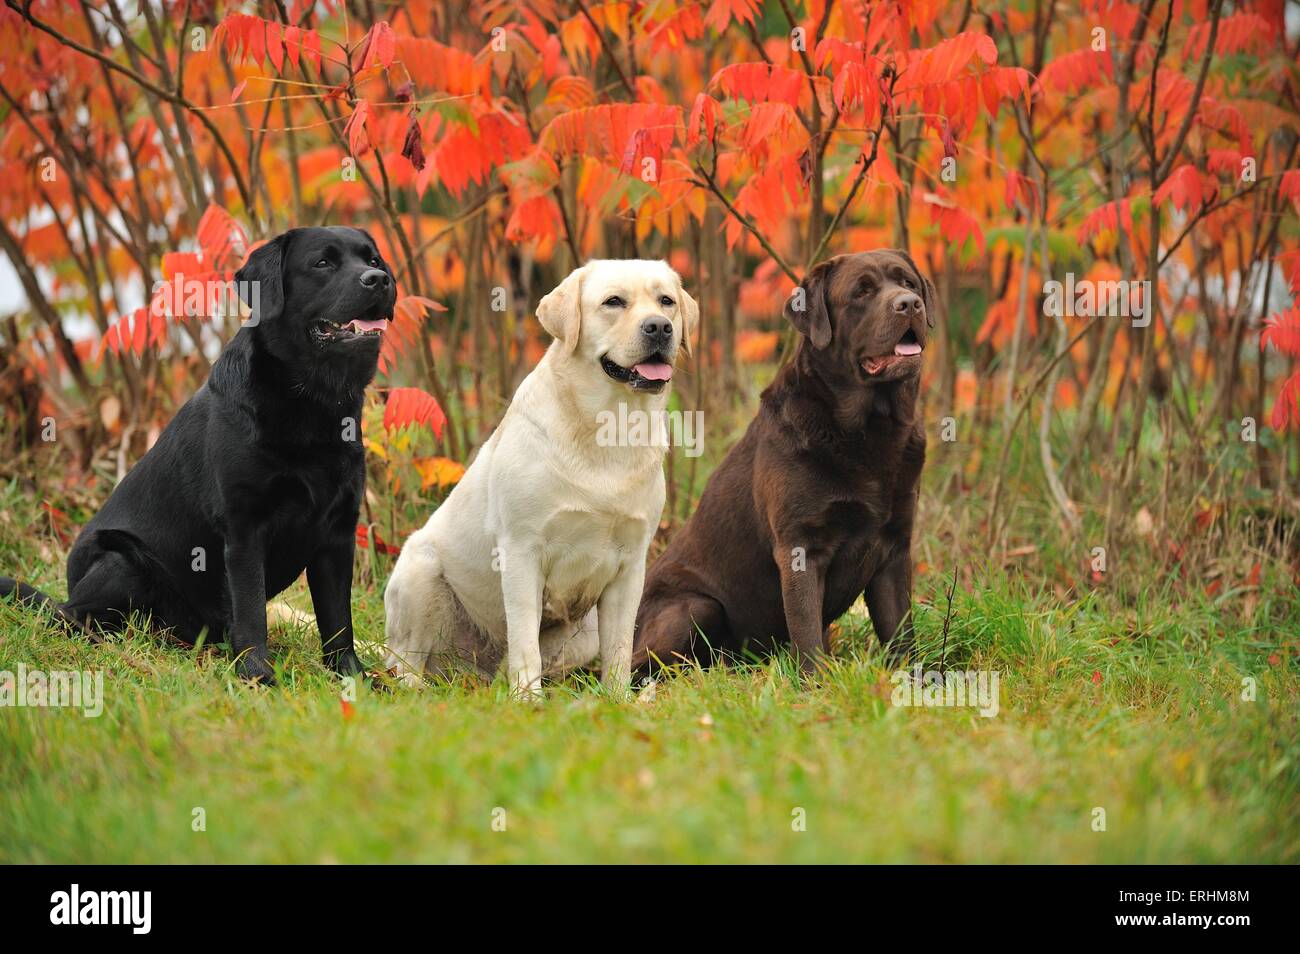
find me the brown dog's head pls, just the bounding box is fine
[782,249,935,384]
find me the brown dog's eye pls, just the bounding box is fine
[900,276,916,289]
[855,283,874,297]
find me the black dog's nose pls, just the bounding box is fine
[640,316,674,344]
[894,293,923,315]
[360,268,390,289]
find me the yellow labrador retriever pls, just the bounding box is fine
[383,260,697,694]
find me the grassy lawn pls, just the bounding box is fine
[2,466,1296,864]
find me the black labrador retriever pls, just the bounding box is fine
[0,226,395,682]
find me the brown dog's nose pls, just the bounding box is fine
[894,293,923,317]
[360,268,390,290]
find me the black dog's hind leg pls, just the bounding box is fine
[306,535,365,677]
[61,531,210,645]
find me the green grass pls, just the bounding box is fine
[2,471,1296,862]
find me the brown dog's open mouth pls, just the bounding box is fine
[601,353,674,392]
[311,315,390,345]
[863,329,924,375]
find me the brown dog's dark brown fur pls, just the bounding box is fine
[633,249,933,673]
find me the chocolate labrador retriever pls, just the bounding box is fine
[633,249,932,674]
[0,226,395,683]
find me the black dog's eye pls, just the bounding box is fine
[659,296,675,308]
[369,256,381,267]
[314,258,331,269]
[603,296,625,308]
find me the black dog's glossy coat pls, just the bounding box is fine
[0,226,395,682]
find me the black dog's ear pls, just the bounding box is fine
[892,247,937,328]
[235,231,294,327]
[783,257,837,349]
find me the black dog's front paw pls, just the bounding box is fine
[236,648,277,685]
[325,648,365,678]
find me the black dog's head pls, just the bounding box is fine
[783,249,935,386]
[234,226,396,381]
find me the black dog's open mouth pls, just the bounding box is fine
[601,353,674,392]
[863,328,924,375]
[311,315,390,345]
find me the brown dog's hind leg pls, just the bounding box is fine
[632,593,726,674]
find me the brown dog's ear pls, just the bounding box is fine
[678,285,700,357]
[783,258,837,349]
[892,248,937,328]
[536,264,587,353]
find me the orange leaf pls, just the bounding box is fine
[413,456,466,490]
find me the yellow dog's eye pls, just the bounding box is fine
[660,296,675,308]
[603,296,625,308]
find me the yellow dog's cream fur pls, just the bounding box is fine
[383,260,697,694]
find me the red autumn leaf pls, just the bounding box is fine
[1267,371,1300,431]
[1034,48,1112,95]
[356,20,396,73]
[344,100,371,156]
[383,387,446,439]
[1185,12,1273,60]
[197,204,248,271]
[380,295,446,376]
[355,525,401,556]
[922,191,986,254]
[703,0,760,33]
[395,36,489,98]
[685,92,718,148]
[1004,170,1039,214]
[1279,170,1300,212]
[709,63,811,108]
[1154,164,1216,215]
[1077,197,1136,244]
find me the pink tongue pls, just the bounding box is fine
[894,341,922,356]
[348,318,388,333]
[634,362,673,381]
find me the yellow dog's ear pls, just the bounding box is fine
[679,285,700,357]
[536,264,588,353]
